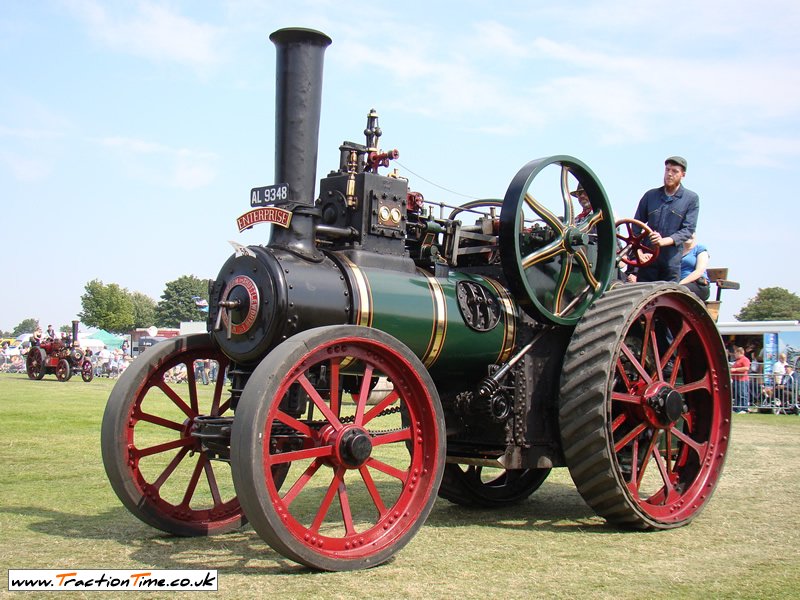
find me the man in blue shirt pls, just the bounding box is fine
[633,156,699,282]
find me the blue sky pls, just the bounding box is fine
[2,0,799,333]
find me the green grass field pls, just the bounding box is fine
[1,372,799,599]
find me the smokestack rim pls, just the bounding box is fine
[269,27,332,47]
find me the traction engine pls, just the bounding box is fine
[27,320,94,383]
[101,28,731,571]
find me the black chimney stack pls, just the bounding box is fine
[268,27,332,260]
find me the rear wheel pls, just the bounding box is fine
[438,464,550,507]
[26,347,46,380]
[559,283,731,528]
[101,333,243,536]
[232,325,445,571]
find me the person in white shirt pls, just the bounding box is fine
[773,353,788,381]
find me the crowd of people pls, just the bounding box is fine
[730,347,798,414]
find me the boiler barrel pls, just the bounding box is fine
[333,254,518,380]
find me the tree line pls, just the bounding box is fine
[4,285,800,338]
[2,275,210,337]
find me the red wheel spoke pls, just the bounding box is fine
[186,364,199,414]
[218,398,231,415]
[275,410,316,437]
[669,425,706,457]
[629,438,640,484]
[371,427,412,447]
[310,469,344,533]
[354,365,374,426]
[636,430,661,487]
[203,457,223,506]
[136,436,194,458]
[365,457,408,482]
[649,327,663,381]
[329,358,341,418]
[363,389,400,425]
[650,443,675,503]
[210,374,227,415]
[669,355,683,387]
[156,381,194,418]
[660,321,691,368]
[615,357,635,391]
[136,411,184,432]
[152,446,191,489]
[337,476,357,536]
[298,373,343,430]
[359,465,388,518]
[620,343,652,384]
[676,372,712,395]
[180,454,206,507]
[614,422,647,453]
[269,444,333,465]
[611,391,642,406]
[282,459,324,507]
[610,412,628,434]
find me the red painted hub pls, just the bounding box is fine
[642,382,686,426]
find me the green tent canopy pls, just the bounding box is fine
[85,329,125,350]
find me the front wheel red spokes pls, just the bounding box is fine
[101,334,243,536]
[559,283,731,529]
[232,326,445,571]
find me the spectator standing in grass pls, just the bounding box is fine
[730,346,751,413]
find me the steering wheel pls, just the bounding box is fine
[615,218,660,268]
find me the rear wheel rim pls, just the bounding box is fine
[560,284,731,527]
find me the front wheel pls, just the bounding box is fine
[81,360,94,382]
[559,283,731,528]
[55,358,71,382]
[231,325,445,571]
[101,333,243,536]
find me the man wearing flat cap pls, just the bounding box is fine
[631,156,699,283]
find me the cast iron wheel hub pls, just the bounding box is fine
[337,426,373,468]
[644,382,685,426]
[565,226,589,252]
